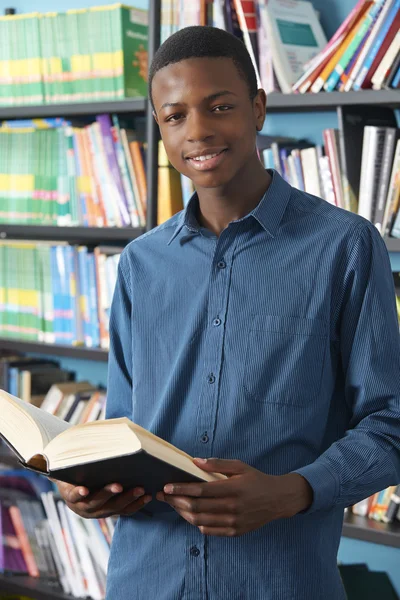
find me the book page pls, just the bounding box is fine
[0,390,71,462]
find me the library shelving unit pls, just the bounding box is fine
[1,1,400,597]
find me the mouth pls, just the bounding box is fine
[185,149,228,171]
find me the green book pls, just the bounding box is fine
[120,4,148,98]
[0,18,11,105]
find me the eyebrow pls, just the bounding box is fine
[160,90,236,111]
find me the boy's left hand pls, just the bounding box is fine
[156,458,313,537]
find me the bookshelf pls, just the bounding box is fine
[0,338,108,360]
[1,1,400,598]
[266,90,400,112]
[0,98,147,119]
[0,225,146,243]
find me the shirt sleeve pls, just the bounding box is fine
[294,221,400,513]
[105,252,133,421]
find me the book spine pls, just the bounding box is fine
[8,505,40,578]
[96,114,130,226]
[374,128,397,233]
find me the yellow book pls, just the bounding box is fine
[157,141,183,225]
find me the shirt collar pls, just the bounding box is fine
[167,169,292,245]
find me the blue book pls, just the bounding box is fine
[8,368,19,397]
[391,63,400,88]
[353,0,400,90]
[262,148,274,170]
[50,246,62,344]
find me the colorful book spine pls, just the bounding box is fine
[353,0,400,90]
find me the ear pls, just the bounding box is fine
[253,89,267,132]
[153,110,159,125]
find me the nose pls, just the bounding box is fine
[186,111,214,143]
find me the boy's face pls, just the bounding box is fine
[152,57,266,190]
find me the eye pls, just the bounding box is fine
[212,105,232,112]
[165,113,184,123]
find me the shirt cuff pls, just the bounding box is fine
[292,460,340,514]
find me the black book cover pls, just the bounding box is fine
[49,451,206,515]
[337,106,397,213]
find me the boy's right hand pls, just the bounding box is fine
[55,481,152,519]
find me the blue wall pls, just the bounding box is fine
[1,0,399,591]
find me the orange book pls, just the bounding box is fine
[80,391,101,424]
[129,141,147,219]
[157,142,183,225]
[84,125,108,226]
[8,505,40,578]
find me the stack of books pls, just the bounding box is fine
[293,0,400,93]
[0,4,148,106]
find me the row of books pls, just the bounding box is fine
[0,242,121,349]
[0,115,147,228]
[294,0,400,94]
[258,106,400,237]
[160,0,400,95]
[160,0,328,94]
[350,484,400,524]
[0,4,148,106]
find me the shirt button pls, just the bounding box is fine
[190,546,200,557]
[213,318,221,327]
[217,260,226,269]
[201,432,209,443]
[207,373,216,384]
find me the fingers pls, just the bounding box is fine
[157,493,236,515]
[60,484,151,519]
[163,478,236,498]
[119,493,153,516]
[178,510,238,530]
[193,458,247,476]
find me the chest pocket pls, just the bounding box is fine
[244,314,327,407]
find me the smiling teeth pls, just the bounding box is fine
[192,152,219,161]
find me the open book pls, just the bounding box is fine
[0,390,225,504]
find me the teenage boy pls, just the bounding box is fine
[57,26,400,600]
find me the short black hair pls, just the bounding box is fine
[149,26,258,108]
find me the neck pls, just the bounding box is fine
[195,155,271,237]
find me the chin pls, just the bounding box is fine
[190,171,233,190]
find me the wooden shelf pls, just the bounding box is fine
[0,97,147,119]
[342,513,400,548]
[266,90,400,112]
[0,573,80,600]
[0,339,108,361]
[0,224,145,243]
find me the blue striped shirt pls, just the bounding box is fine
[106,169,400,600]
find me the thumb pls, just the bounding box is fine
[193,457,248,475]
